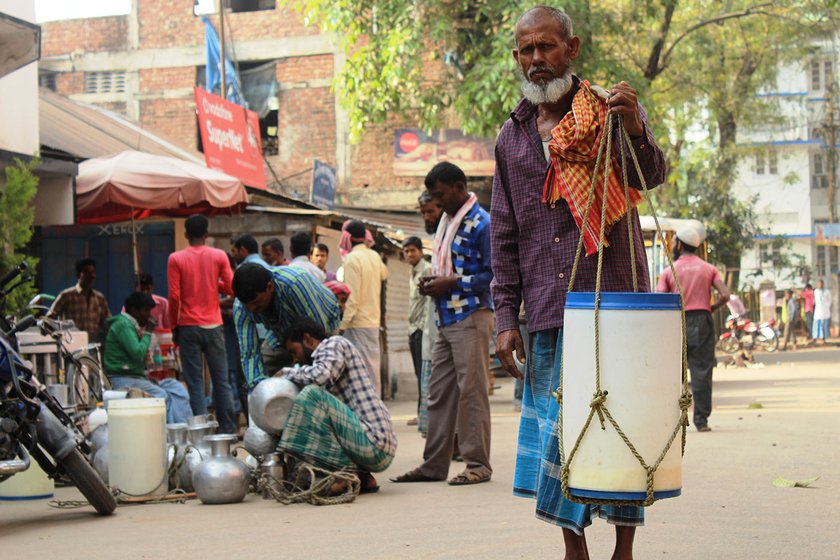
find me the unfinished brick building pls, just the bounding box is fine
[38,0,432,208]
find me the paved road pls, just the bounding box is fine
[1,346,838,559]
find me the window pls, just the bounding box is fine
[754,150,777,175]
[810,127,823,142]
[759,243,781,266]
[811,60,822,91]
[84,71,126,94]
[811,152,827,189]
[194,0,275,16]
[39,71,57,92]
[810,58,836,92]
[768,150,778,174]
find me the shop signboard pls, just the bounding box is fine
[194,87,266,189]
[393,128,495,177]
[311,159,336,210]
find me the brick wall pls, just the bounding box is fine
[54,72,85,97]
[138,1,318,49]
[140,98,197,150]
[37,0,431,209]
[41,16,128,56]
[276,54,333,84]
[139,67,196,93]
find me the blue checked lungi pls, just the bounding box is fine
[279,385,393,473]
[514,329,644,535]
[417,359,432,434]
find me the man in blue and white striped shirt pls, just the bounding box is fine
[232,263,340,391]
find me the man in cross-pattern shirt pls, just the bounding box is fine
[490,7,666,559]
[391,162,494,486]
[276,317,396,493]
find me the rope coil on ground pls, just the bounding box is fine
[255,460,360,506]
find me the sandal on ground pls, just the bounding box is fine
[448,471,491,486]
[359,472,380,494]
[389,469,442,483]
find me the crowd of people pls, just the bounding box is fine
[41,6,838,559]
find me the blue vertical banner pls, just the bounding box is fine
[311,160,336,210]
[202,16,246,107]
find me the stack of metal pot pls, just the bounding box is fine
[164,415,218,493]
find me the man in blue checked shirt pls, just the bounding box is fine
[232,263,340,391]
[391,162,495,486]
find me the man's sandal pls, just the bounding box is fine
[447,471,490,486]
[389,469,442,483]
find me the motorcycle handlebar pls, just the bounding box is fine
[0,262,27,290]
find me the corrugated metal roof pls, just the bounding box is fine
[337,206,430,250]
[39,88,204,163]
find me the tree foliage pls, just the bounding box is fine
[290,0,838,272]
[0,158,39,315]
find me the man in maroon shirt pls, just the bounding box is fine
[490,7,666,560]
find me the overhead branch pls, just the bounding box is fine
[655,3,775,79]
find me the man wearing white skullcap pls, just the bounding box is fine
[657,220,730,432]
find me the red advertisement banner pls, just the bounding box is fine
[194,87,267,189]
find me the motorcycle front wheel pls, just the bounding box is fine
[755,333,779,353]
[718,336,740,354]
[59,449,117,515]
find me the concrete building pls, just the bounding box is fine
[36,0,471,209]
[0,0,75,228]
[732,42,839,330]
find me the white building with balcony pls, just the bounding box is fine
[732,42,839,318]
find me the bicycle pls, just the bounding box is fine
[38,317,111,432]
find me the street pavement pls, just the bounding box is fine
[1,345,838,559]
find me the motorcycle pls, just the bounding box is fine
[717,314,779,354]
[0,262,116,515]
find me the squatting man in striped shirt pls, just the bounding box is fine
[231,263,340,391]
[273,317,396,494]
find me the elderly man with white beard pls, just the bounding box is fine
[490,6,666,560]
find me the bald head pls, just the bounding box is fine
[515,6,573,43]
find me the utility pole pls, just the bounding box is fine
[219,0,226,100]
[827,80,837,223]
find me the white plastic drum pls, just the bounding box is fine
[108,398,167,496]
[562,292,682,502]
[0,459,54,500]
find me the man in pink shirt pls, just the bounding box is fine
[168,214,237,434]
[658,221,730,432]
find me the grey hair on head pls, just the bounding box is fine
[515,6,574,44]
[418,190,434,205]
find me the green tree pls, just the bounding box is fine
[290,0,833,275]
[0,158,39,315]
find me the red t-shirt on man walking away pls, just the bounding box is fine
[657,254,721,312]
[167,245,233,327]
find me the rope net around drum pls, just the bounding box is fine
[557,112,691,508]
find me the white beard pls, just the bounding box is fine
[519,68,573,105]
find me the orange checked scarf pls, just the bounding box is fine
[542,80,642,256]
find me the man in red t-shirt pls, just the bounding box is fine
[167,214,237,434]
[658,221,730,432]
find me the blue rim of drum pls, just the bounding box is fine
[0,493,54,501]
[566,292,681,310]
[569,487,681,501]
